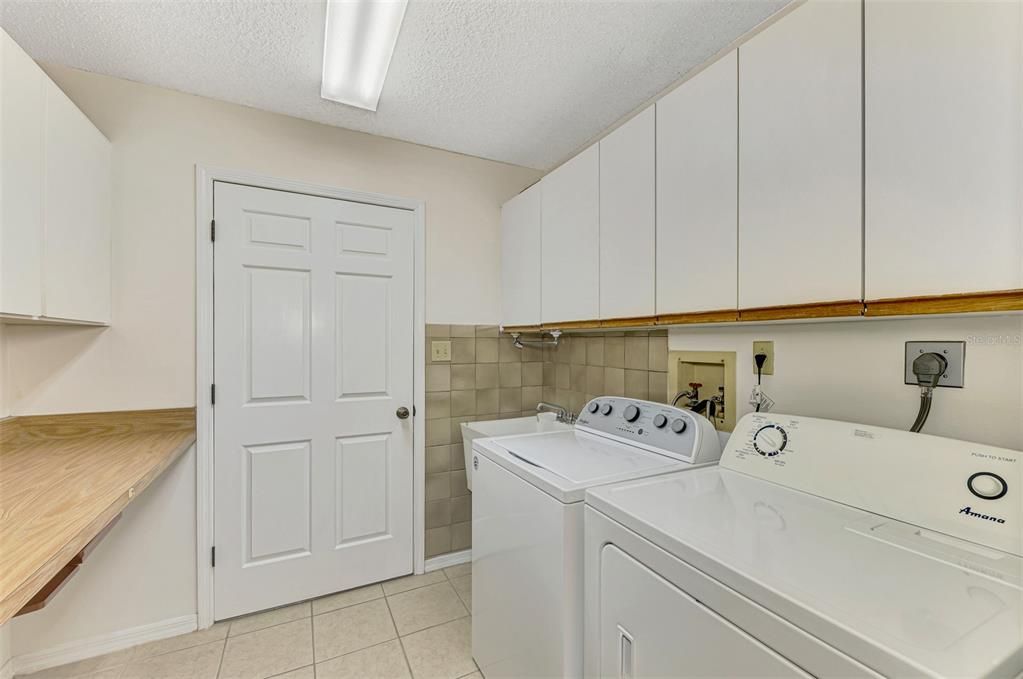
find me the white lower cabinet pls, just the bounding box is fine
[864,0,1022,300]
[541,145,600,324]
[0,28,111,324]
[599,107,655,320]
[656,51,738,315]
[738,0,862,309]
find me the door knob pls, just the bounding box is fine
[396,406,410,419]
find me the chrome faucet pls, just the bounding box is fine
[537,401,575,424]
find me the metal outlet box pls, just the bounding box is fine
[904,341,965,388]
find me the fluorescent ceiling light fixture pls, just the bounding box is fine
[321,0,408,111]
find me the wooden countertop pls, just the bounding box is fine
[0,408,195,624]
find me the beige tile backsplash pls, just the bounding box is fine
[422,324,670,559]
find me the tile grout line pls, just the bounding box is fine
[314,637,408,674]
[264,664,314,679]
[309,606,317,679]
[223,605,312,642]
[212,637,227,679]
[382,592,415,678]
[394,611,471,642]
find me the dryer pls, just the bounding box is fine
[472,397,722,679]
[584,412,1023,678]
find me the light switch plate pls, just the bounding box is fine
[431,340,452,362]
[752,341,774,375]
[904,341,965,388]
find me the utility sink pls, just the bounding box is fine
[460,414,573,491]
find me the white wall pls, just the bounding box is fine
[9,446,195,662]
[670,314,1023,450]
[2,64,541,417]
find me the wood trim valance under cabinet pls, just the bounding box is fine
[502,290,1023,334]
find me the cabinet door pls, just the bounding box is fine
[600,107,655,319]
[656,52,737,315]
[501,183,542,326]
[738,0,862,309]
[0,30,45,317]
[541,145,599,323]
[865,0,1022,299]
[42,79,112,323]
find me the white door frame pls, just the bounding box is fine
[194,165,426,629]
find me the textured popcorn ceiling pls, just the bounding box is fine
[0,0,788,170]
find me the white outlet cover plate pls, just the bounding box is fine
[904,341,965,388]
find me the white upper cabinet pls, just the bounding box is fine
[0,30,45,317]
[541,144,599,323]
[738,0,862,309]
[864,0,1022,300]
[0,28,111,324]
[599,107,655,319]
[42,79,112,323]
[501,183,542,326]
[656,51,738,315]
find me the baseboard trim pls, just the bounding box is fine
[424,549,471,573]
[12,614,196,676]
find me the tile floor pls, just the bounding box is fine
[21,565,476,679]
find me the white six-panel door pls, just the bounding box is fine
[213,181,414,619]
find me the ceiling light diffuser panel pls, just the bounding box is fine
[321,0,408,111]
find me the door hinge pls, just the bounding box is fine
[211,546,216,568]
[210,219,216,242]
[211,384,216,405]
[412,405,417,417]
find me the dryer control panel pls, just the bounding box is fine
[576,397,721,465]
[723,412,1022,557]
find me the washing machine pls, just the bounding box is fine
[584,412,1023,678]
[471,396,722,679]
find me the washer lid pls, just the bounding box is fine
[474,430,692,503]
[586,468,1023,678]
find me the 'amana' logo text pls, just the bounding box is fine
[959,506,1006,524]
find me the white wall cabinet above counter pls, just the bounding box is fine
[501,0,1023,330]
[864,0,1022,301]
[501,182,542,327]
[738,0,862,310]
[541,144,599,324]
[0,28,112,326]
[656,51,737,316]
[599,106,655,320]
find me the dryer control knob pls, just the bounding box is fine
[624,405,640,422]
[670,418,687,434]
[588,402,600,414]
[601,403,614,416]
[653,414,668,428]
[753,425,787,456]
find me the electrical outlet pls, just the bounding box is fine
[904,341,965,388]
[752,341,774,375]
[431,340,451,362]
